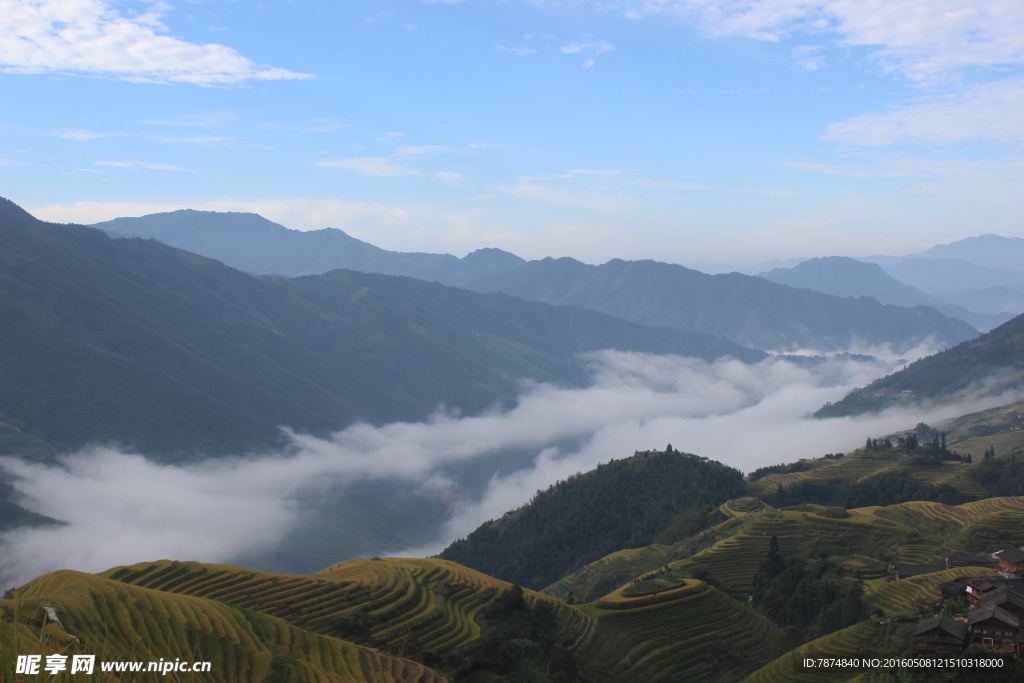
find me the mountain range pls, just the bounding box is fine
[0,198,760,460]
[93,208,978,353]
[758,256,1015,331]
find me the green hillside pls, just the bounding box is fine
[5,498,1023,682]
[744,620,887,683]
[932,398,1024,459]
[2,570,444,683]
[546,497,1024,608]
[816,313,1024,417]
[0,197,761,458]
[438,449,746,590]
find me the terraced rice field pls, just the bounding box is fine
[953,432,1024,459]
[958,496,1024,520]
[596,578,703,609]
[105,558,586,654]
[945,511,1024,554]
[747,454,985,499]
[7,570,443,683]
[683,511,901,597]
[578,585,779,683]
[542,544,674,602]
[864,567,997,616]
[744,621,881,683]
[747,456,901,496]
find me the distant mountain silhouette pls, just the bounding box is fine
[917,234,1024,272]
[760,256,1012,332]
[94,209,524,284]
[882,257,1024,295]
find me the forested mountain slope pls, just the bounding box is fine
[438,449,746,589]
[463,257,978,352]
[816,313,1024,417]
[0,198,762,458]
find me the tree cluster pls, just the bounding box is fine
[751,535,867,643]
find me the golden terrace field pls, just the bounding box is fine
[102,557,587,656]
[1,570,443,683]
[3,496,1022,683]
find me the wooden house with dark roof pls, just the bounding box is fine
[967,605,1021,654]
[982,585,1024,618]
[965,577,1007,608]
[994,547,1024,578]
[940,577,970,601]
[911,615,967,653]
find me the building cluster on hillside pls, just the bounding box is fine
[909,545,1024,655]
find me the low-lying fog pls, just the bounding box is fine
[0,345,1015,588]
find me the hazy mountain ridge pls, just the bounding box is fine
[462,256,978,352]
[94,209,526,285]
[92,208,980,353]
[0,197,763,459]
[759,256,1014,331]
[816,313,1024,418]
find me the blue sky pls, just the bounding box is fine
[2,0,1024,265]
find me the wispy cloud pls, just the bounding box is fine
[139,112,239,128]
[0,0,312,85]
[498,175,632,213]
[590,0,1024,80]
[317,157,422,176]
[152,135,235,145]
[823,77,1024,146]
[560,38,614,68]
[395,145,451,157]
[5,350,1013,586]
[54,128,105,141]
[94,160,194,172]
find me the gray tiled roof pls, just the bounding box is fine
[912,615,968,641]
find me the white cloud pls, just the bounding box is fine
[435,171,463,180]
[394,145,451,156]
[94,159,193,172]
[498,175,633,213]
[152,135,234,145]
[823,77,1024,146]
[592,0,1024,79]
[317,157,422,176]
[3,350,1014,586]
[0,0,312,84]
[54,128,105,141]
[139,112,238,127]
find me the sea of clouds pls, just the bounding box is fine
[1,347,1017,588]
